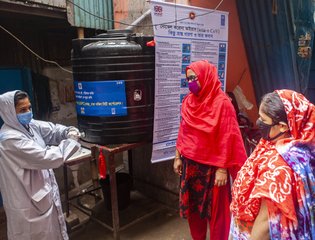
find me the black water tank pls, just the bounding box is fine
[72,30,155,144]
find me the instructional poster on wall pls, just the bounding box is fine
[150,1,229,163]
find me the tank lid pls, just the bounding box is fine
[94,29,133,39]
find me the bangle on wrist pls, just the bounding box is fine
[175,156,181,160]
[216,169,227,174]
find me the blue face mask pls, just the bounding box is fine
[17,111,33,126]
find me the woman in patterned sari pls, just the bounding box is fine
[230,89,315,239]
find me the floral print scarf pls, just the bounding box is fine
[230,89,315,239]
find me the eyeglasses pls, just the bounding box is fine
[186,75,198,81]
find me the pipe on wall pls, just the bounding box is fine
[125,9,151,30]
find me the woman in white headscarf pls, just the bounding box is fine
[0,90,81,240]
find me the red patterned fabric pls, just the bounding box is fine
[230,89,315,238]
[188,184,231,240]
[176,60,246,174]
[230,140,298,222]
[179,157,215,219]
[276,89,315,145]
[181,157,231,240]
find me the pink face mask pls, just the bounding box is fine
[187,75,200,95]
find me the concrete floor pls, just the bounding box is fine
[0,190,191,240]
[67,190,191,240]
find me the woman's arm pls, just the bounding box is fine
[173,148,183,176]
[251,199,270,240]
[1,137,80,170]
[34,120,69,145]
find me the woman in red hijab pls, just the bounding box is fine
[230,89,315,239]
[174,60,247,240]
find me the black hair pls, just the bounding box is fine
[260,92,288,124]
[14,91,29,107]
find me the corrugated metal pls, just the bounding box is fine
[0,22,74,74]
[237,0,314,103]
[308,57,315,103]
[71,0,113,30]
[3,0,66,8]
[292,0,315,103]
[24,0,66,8]
[308,44,315,103]
[0,0,67,19]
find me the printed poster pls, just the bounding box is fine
[150,1,229,163]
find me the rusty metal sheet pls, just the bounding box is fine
[19,0,66,8]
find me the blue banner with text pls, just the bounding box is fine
[74,80,127,116]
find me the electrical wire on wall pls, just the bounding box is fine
[66,0,224,28]
[0,25,73,74]
[0,0,224,74]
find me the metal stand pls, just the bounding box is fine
[64,141,149,240]
[64,147,95,218]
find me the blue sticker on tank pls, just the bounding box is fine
[74,80,127,116]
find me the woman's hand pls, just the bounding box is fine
[173,157,183,176]
[214,168,228,186]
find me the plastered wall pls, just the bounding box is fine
[189,0,259,122]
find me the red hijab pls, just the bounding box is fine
[176,60,246,173]
[276,89,315,146]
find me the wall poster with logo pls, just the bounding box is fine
[150,1,229,163]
